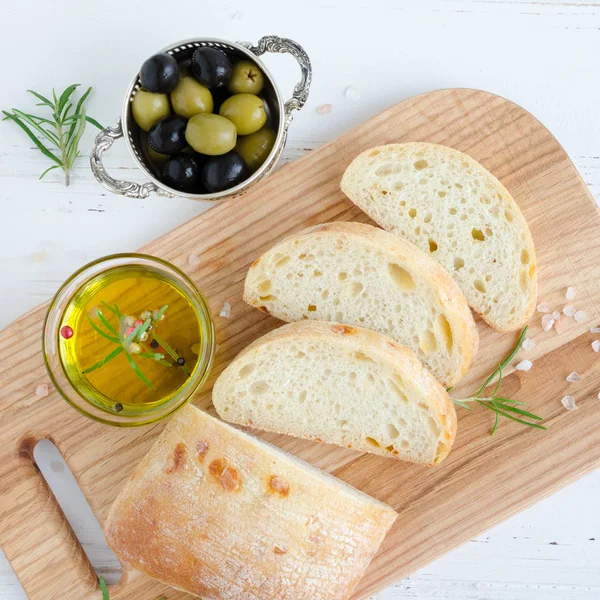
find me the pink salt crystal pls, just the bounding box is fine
[592,340,600,353]
[574,310,586,323]
[566,372,583,383]
[563,305,576,317]
[561,395,577,411]
[316,104,333,115]
[188,253,201,267]
[537,301,550,313]
[515,360,532,372]
[552,311,561,321]
[565,286,576,300]
[35,384,49,398]
[522,337,536,351]
[554,318,568,334]
[590,326,600,334]
[541,314,555,331]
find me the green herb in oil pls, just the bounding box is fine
[84,302,190,390]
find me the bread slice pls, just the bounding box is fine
[340,142,537,331]
[244,221,478,387]
[105,404,397,600]
[213,321,457,465]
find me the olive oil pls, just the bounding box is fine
[58,265,202,413]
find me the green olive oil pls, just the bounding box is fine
[58,265,202,413]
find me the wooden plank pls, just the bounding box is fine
[0,88,598,600]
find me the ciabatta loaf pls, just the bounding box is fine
[244,221,478,387]
[104,404,397,600]
[213,321,457,465]
[340,143,537,331]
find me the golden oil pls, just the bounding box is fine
[58,264,202,412]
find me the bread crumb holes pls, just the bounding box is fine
[471,228,485,241]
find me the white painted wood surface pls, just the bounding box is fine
[0,0,598,598]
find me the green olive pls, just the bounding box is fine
[146,143,169,164]
[235,128,276,171]
[132,90,171,132]
[170,77,213,119]
[219,93,266,136]
[228,60,265,95]
[185,113,237,156]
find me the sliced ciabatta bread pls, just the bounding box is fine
[213,321,457,465]
[105,405,397,600]
[340,143,537,331]
[244,221,478,387]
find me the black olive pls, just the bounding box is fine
[140,53,179,94]
[178,57,194,77]
[192,47,232,89]
[148,115,188,155]
[177,357,186,366]
[201,151,249,193]
[211,87,231,113]
[149,339,159,349]
[114,402,123,412]
[162,154,202,192]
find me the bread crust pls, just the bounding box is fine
[244,221,479,387]
[104,404,397,600]
[340,142,537,331]
[213,320,457,465]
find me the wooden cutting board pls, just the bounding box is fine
[1,88,599,600]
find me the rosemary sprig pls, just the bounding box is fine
[154,332,191,377]
[96,311,118,335]
[139,350,173,367]
[86,314,120,344]
[123,346,155,390]
[83,303,190,389]
[453,326,546,435]
[98,576,166,600]
[99,576,109,600]
[82,346,123,374]
[2,85,102,186]
[126,318,152,342]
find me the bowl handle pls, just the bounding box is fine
[239,36,312,127]
[89,120,174,199]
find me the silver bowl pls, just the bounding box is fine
[90,36,311,201]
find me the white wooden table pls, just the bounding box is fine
[1,1,599,598]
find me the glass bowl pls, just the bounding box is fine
[43,253,214,426]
